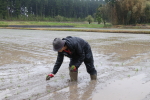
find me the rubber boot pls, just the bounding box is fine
[69,71,78,81]
[69,68,78,82]
[90,74,97,80]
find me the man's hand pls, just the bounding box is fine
[70,65,77,72]
[46,74,54,80]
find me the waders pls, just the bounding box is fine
[69,67,78,81]
[90,74,97,80]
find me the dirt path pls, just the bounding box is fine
[0,29,150,100]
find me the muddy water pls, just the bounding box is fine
[93,74,150,100]
[0,29,150,100]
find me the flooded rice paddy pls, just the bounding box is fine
[0,29,150,100]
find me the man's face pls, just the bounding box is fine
[58,46,67,52]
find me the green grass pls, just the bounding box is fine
[1,21,150,34]
[0,21,105,28]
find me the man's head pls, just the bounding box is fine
[53,38,66,51]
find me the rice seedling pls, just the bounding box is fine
[9,87,12,90]
[37,93,40,96]
[29,97,32,100]
[9,77,12,79]
[5,96,8,98]
[0,78,4,82]
[127,75,130,78]
[54,79,57,82]
[17,91,19,95]
[47,90,51,93]
[135,68,138,72]
[100,62,102,66]
[145,66,148,68]
[61,75,64,79]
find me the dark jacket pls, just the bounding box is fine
[52,36,88,74]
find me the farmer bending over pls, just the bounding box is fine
[46,36,97,81]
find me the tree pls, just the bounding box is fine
[144,1,150,23]
[1,0,8,19]
[97,0,149,25]
[15,0,21,18]
[0,0,2,19]
[96,6,102,24]
[0,0,105,21]
[85,15,94,24]
[96,5,108,25]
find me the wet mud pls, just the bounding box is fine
[0,29,150,100]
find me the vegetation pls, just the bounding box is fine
[0,0,150,26]
[97,0,150,25]
[0,21,105,28]
[0,0,104,21]
[85,15,94,24]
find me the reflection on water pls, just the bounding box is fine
[44,81,97,100]
[68,81,97,100]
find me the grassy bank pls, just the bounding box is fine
[1,27,150,34]
[0,21,150,34]
[0,21,105,28]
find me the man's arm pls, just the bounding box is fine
[52,52,64,74]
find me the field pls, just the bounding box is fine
[0,29,150,100]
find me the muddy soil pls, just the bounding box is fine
[0,29,150,100]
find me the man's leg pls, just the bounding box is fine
[84,44,97,80]
[84,61,97,80]
[69,59,78,81]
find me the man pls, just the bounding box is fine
[46,36,97,81]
